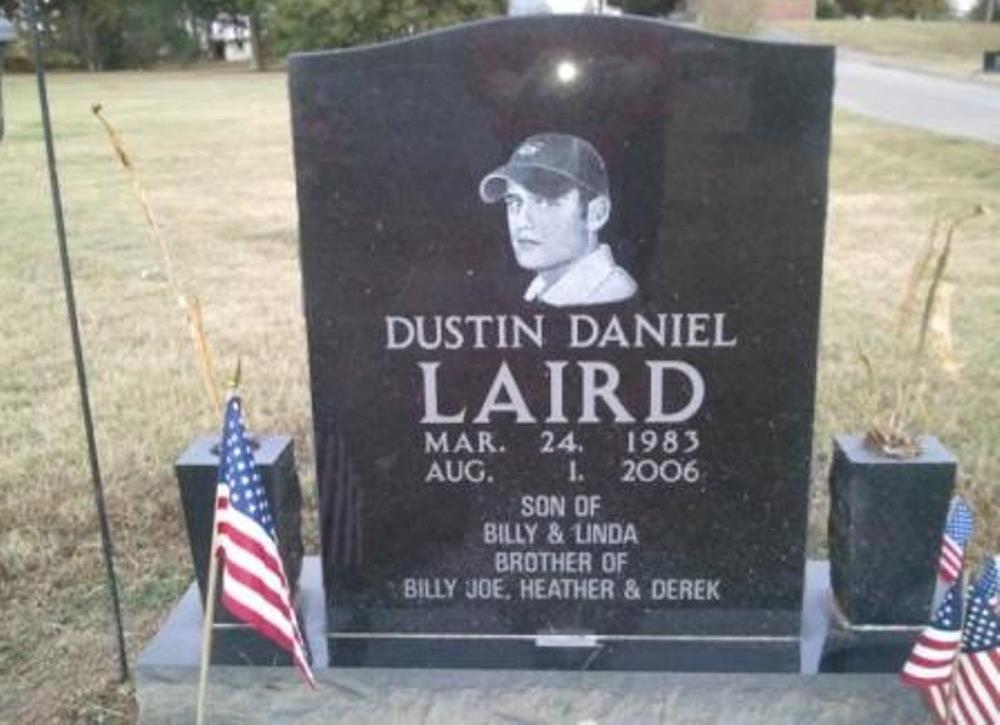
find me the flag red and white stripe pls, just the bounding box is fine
[901,626,964,686]
[916,649,1000,725]
[902,582,964,722]
[940,537,966,585]
[938,498,974,585]
[904,557,999,725]
[949,646,1000,724]
[217,485,315,686]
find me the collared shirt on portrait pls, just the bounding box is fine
[523,243,638,307]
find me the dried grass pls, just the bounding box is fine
[862,205,987,457]
[91,103,221,418]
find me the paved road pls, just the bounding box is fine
[757,27,1000,144]
[835,50,1000,144]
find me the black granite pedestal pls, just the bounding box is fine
[174,435,306,664]
[828,434,955,625]
[819,623,921,674]
[818,583,922,673]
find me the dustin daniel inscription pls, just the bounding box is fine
[388,312,736,427]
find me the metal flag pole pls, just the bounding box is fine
[28,0,129,683]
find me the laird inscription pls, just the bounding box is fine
[419,360,704,425]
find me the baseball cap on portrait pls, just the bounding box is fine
[479,133,609,203]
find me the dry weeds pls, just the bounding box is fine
[0,71,997,722]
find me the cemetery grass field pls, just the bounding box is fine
[0,69,997,721]
[771,19,1000,80]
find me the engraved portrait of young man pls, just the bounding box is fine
[479,133,638,307]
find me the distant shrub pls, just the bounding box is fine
[44,47,84,69]
[969,0,999,20]
[1,38,84,71]
[271,0,505,55]
[839,0,950,18]
[618,0,681,16]
[817,0,846,18]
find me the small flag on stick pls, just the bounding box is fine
[938,497,974,585]
[902,557,1000,724]
[947,558,998,724]
[901,581,965,699]
[215,396,315,686]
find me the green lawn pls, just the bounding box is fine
[771,19,1000,79]
[0,69,997,720]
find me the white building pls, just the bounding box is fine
[508,0,606,14]
[208,14,252,62]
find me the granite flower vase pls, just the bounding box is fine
[827,434,957,625]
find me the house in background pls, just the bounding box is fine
[509,0,603,13]
[208,13,252,62]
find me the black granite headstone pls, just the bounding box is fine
[290,16,833,671]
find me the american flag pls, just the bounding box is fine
[215,396,315,686]
[903,558,1000,724]
[947,558,998,725]
[901,581,964,692]
[938,497,974,584]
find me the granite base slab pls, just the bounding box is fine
[328,636,801,672]
[137,559,927,722]
[137,666,925,724]
[819,624,921,674]
[139,557,327,669]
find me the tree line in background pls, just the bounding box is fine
[818,0,957,18]
[1,0,261,69]
[629,0,964,18]
[0,0,994,71]
[0,0,504,70]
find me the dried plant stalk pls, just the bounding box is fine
[895,216,940,339]
[92,103,221,416]
[865,204,985,458]
[927,282,961,375]
[916,206,982,359]
[185,294,221,414]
